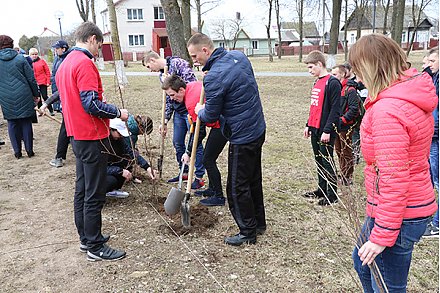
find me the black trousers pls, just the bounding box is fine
[203,128,227,194]
[55,116,69,160]
[71,138,109,250]
[106,174,125,192]
[226,132,266,237]
[310,132,337,201]
[38,85,53,113]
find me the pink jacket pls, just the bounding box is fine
[361,68,438,247]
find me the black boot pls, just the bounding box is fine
[224,233,256,246]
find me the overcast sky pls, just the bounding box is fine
[1,0,438,48]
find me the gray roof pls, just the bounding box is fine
[281,22,320,37]
[342,5,433,31]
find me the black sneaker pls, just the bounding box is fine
[27,151,35,158]
[87,244,126,261]
[200,196,225,206]
[303,189,324,198]
[224,233,256,246]
[14,152,22,159]
[256,227,266,235]
[79,234,111,253]
[0,138,4,146]
[195,188,223,197]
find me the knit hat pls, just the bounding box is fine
[0,35,14,50]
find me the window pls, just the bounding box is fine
[402,32,407,42]
[154,7,165,20]
[127,9,143,20]
[219,42,225,48]
[252,40,258,49]
[128,34,145,46]
[350,33,355,44]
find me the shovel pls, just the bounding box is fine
[164,115,194,216]
[163,162,186,215]
[158,65,168,179]
[181,86,205,228]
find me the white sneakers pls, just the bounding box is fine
[106,190,129,198]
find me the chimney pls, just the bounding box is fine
[236,12,241,20]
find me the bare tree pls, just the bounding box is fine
[229,17,244,50]
[407,0,432,55]
[381,0,392,34]
[211,19,230,47]
[264,0,275,62]
[297,0,304,62]
[91,0,96,24]
[181,0,192,42]
[328,0,342,55]
[160,0,191,62]
[274,0,282,59]
[76,0,90,22]
[194,0,222,32]
[353,0,369,39]
[344,0,348,60]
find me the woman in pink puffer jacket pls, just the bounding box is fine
[349,34,437,292]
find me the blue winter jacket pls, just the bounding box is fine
[199,47,266,144]
[0,48,39,120]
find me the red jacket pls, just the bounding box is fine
[56,50,110,140]
[32,58,50,85]
[185,81,220,128]
[361,68,438,247]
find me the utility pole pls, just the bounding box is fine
[322,0,325,52]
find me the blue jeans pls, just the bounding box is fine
[430,139,439,227]
[172,112,205,178]
[353,216,430,293]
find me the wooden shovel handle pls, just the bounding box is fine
[185,86,205,194]
[158,66,168,178]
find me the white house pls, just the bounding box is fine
[100,0,169,61]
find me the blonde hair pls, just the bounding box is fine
[348,34,408,100]
[29,48,38,55]
[142,50,160,66]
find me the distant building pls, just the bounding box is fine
[341,5,435,49]
[100,0,170,61]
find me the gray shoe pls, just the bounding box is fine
[49,158,64,168]
[106,190,129,198]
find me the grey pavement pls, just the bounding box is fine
[99,71,310,77]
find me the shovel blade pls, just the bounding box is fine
[181,199,191,228]
[164,187,185,216]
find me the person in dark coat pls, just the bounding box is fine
[188,33,267,246]
[0,35,40,158]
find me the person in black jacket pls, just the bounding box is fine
[303,51,341,206]
[40,40,71,168]
[106,118,157,198]
[188,33,266,246]
[331,65,361,186]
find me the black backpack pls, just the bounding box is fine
[344,86,365,124]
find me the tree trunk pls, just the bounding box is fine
[275,0,282,59]
[160,0,191,63]
[329,0,342,54]
[195,0,202,32]
[391,0,405,44]
[299,0,304,62]
[106,0,122,60]
[91,0,96,24]
[76,0,90,22]
[181,0,192,42]
[344,0,348,60]
[390,0,398,38]
[266,0,274,62]
[382,0,391,34]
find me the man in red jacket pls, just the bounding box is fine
[162,75,227,207]
[56,22,128,261]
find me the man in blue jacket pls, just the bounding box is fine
[189,33,266,246]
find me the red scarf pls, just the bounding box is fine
[308,74,331,129]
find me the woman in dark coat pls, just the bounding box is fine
[0,35,40,158]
